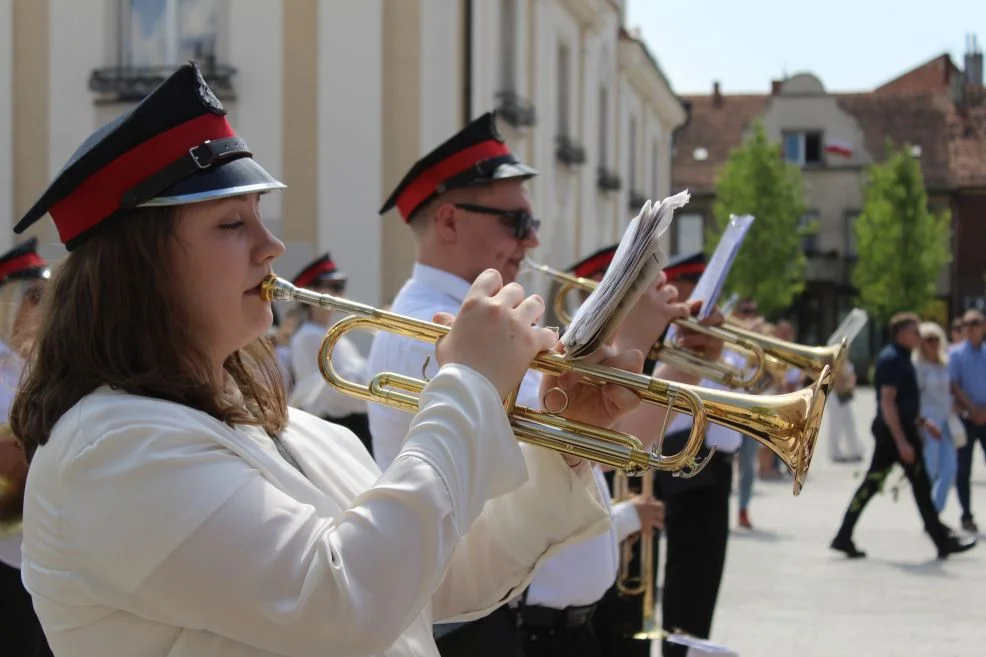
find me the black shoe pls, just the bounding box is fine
[937,534,977,560]
[961,517,979,533]
[830,534,866,558]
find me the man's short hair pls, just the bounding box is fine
[889,311,921,338]
[952,317,965,331]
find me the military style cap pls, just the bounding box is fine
[0,238,49,285]
[569,244,619,279]
[14,62,285,250]
[292,253,347,289]
[664,251,706,283]
[379,112,537,222]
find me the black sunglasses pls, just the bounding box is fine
[454,203,541,239]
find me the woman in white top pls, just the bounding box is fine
[0,238,52,657]
[913,321,960,513]
[287,253,375,456]
[10,63,650,657]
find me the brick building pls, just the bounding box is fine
[670,40,986,372]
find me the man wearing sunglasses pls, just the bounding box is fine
[366,112,723,657]
[950,309,986,532]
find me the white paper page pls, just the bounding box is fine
[560,190,690,360]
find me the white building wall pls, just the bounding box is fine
[316,0,383,308]
[0,0,12,250]
[420,0,462,149]
[229,0,283,242]
[49,0,103,179]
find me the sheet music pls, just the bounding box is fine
[560,190,689,360]
[827,308,869,346]
[689,214,755,320]
[666,633,739,656]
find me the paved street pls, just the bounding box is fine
[653,387,986,657]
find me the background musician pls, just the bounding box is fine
[368,113,723,657]
[648,251,747,657]
[0,238,52,657]
[10,64,646,657]
[287,253,374,456]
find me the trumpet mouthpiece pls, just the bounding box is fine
[260,274,295,303]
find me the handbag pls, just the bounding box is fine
[949,413,968,449]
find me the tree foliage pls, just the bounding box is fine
[708,122,813,318]
[851,141,951,325]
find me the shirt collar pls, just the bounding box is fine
[411,263,473,305]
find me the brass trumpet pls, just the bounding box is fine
[613,469,662,640]
[263,274,826,494]
[526,258,846,396]
[262,274,710,476]
[523,259,768,390]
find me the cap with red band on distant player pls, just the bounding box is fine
[292,253,348,290]
[568,247,706,282]
[379,112,537,223]
[0,238,49,286]
[13,62,285,251]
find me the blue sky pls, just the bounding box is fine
[625,0,985,95]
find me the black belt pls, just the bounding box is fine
[520,603,596,630]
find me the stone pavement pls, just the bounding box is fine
[651,387,986,657]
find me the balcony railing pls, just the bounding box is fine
[89,60,237,103]
[556,135,587,167]
[495,90,537,128]
[597,167,621,192]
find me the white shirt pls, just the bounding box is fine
[20,366,610,657]
[0,339,24,568]
[289,321,368,418]
[367,263,639,610]
[665,349,746,453]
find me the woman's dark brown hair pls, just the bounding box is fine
[11,207,288,460]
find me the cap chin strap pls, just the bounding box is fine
[119,137,252,209]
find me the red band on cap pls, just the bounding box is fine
[49,113,237,244]
[665,263,706,280]
[0,252,46,281]
[573,251,617,279]
[395,140,512,221]
[294,260,339,290]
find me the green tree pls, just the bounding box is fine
[851,141,951,326]
[707,121,814,318]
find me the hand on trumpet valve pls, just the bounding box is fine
[673,303,727,362]
[539,342,645,468]
[630,495,666,531]
[432,269,559,401]
[613,272,692,354]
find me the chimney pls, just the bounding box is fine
[713,80,722,107]
[771,79,784,95]
[966,33,984,88]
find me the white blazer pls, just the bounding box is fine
[21,364,610,657]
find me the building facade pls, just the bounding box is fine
[671,47,986,373]
[1,0,686,319]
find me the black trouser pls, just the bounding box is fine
[0,561,53,657]
[435,606,524,657]
[655,430,734,657]
[835,418,949,546]
[323,412,374,458]
[955,419,986,522]
[519,604,602,657]
[592,471,661,657]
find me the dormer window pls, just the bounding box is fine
[783,131,823,166]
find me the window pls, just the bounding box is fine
[598,88,609,167]
[782,131,823,166]
[800,210,820,252]
[844,211,860,257]
[675,213,704,255]
[557,43,571,137]
[499,0,517,92]
[628,117,637,189]
[125,0,217,67]
[651,138,660,195]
